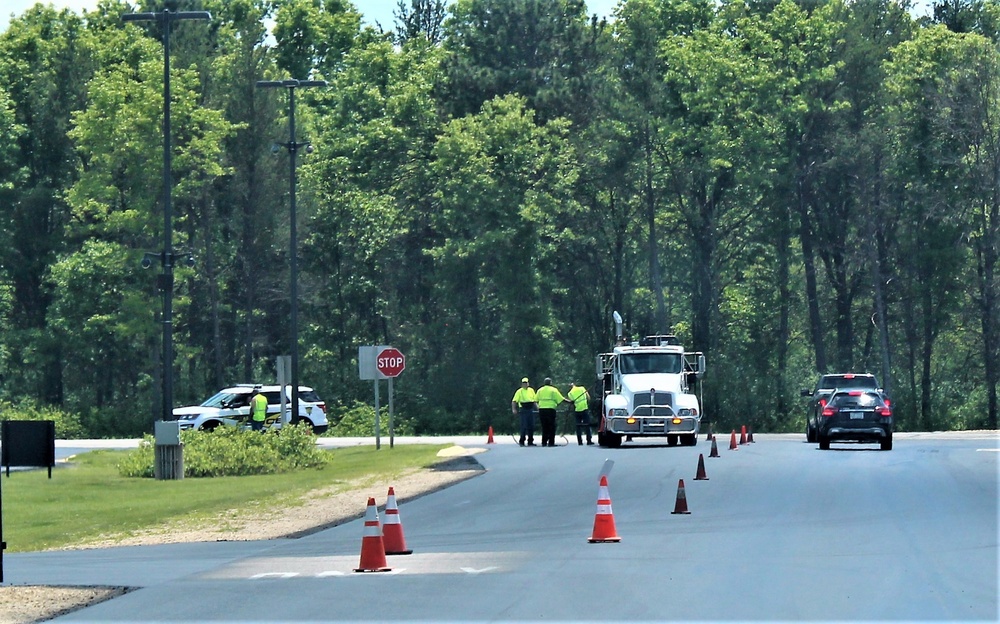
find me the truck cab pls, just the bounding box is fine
[596,332,705,448]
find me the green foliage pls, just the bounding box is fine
[329,401,416,437]
[117,425,329,478]
[0,399,87,439]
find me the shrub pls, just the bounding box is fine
[116,424,329,478]
[0,399,87,439]
[328,400,415,437]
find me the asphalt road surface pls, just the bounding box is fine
[7,431,998,622]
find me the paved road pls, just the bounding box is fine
[5,432,998,622]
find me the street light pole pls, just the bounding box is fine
[256,79,327,424]
[123,5,211,425]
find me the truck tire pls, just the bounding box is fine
[681,434,697,446]
[667,434,678,446]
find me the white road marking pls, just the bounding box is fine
[460,567,498,575]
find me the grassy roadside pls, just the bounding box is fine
[0,444,451,552]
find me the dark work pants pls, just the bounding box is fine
[574,409,592,444]
[539,408,557,446]
[519,408,536,445]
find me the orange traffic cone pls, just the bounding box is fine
[588,475,621,543]
[354,497,391,573]
[709,435,720,458]
[704,423,713,442]
[739,425,748,445]
[671,479,691,514]
[747,427,755,443]
[381,487,412,555]
[729,430,739,450]
[694,454,709,480]
[487,426,495,444]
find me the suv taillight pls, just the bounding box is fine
[877,406,891,417]
[317,402,326,414]
[822,406,836,417]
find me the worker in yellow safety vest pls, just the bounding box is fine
[249,386,268,432]
[511,378,537,446]
[536,378,569,447]
[567,382,593,445]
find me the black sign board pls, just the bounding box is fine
[1,420,56,478]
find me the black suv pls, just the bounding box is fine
[801,373,884,443]
[815,389,893,451]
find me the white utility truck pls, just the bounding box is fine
[596,312,705,447]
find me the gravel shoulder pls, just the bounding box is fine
[0,445,486,624]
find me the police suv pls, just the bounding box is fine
[172,384,329,433]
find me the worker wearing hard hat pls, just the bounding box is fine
[536,377,569,447]
[511,377,537,446]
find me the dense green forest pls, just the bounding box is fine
[1,0,998,437]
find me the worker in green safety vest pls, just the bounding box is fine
[567,382,593,445]
[536,378,569,447]
[249,386,268,432]
[511,377,537,446]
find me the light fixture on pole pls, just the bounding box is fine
[122,3,211,425]
[256,78,327,424]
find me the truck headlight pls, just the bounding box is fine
[677,408,698,417]
[609,408,628,417]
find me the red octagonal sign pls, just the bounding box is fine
[376,347,406,378]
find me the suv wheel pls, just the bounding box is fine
[806,422,816,443]
[818,434,830,450]
[880,433,893,451]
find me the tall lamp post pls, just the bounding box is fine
[256,78,327,423]
[122,4,211,424]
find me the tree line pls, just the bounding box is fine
[0,0,998,437]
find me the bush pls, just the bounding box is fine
[327,400,415,437]
[116,424,329,478]
[0,399,87,439]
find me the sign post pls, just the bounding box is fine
[376,347,405,448]
[360,346,405,449]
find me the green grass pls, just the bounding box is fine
[0,444,451,553]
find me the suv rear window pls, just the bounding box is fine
[820,375,878,389]
[298,389,322,402]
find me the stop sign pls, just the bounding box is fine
[376,347,406,378]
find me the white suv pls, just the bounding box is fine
[172,384,329,433]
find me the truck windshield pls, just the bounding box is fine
[619,353,682,374]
